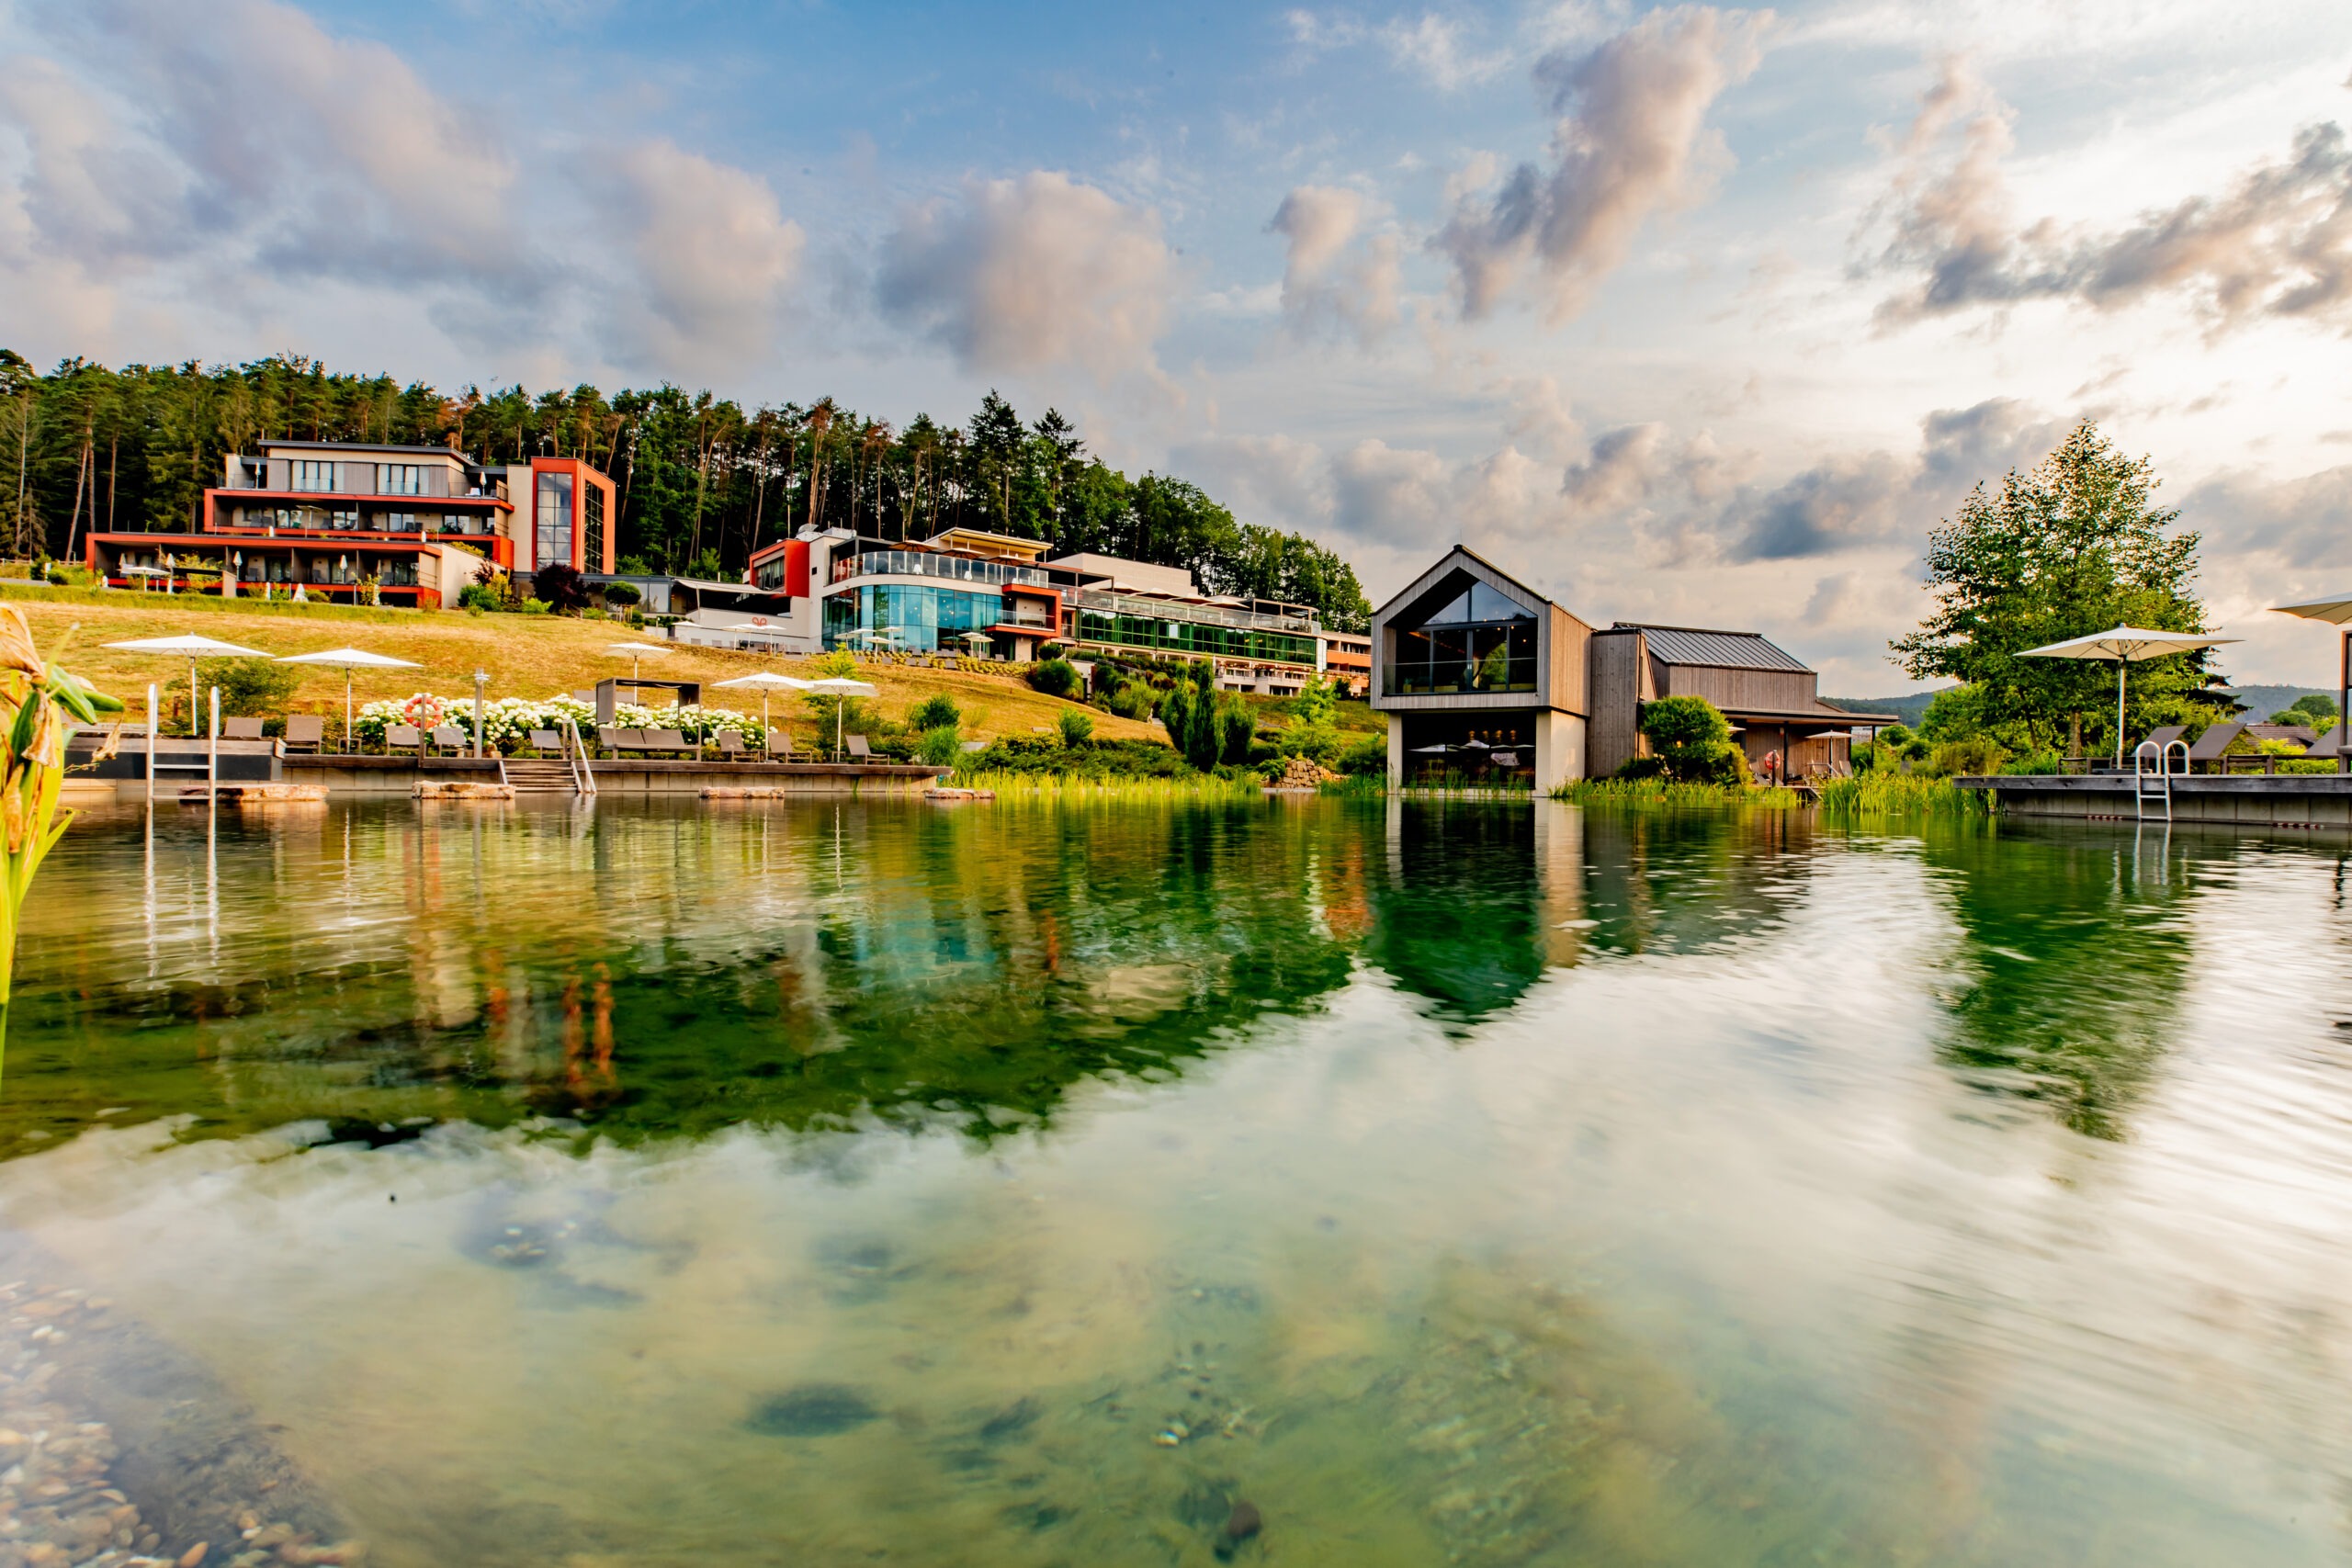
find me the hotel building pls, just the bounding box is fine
[83,440,616,609]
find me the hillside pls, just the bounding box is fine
[1,586,1153,748]
[1827,683,2340,728]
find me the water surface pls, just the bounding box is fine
[12,795,2352,1565]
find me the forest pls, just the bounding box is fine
[0,352,1373,630]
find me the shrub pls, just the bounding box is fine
[811,648,858,679]
[533,562,590,613]
[956,736,1192,780]
[519,598,551,615]
[1926,737,2007,776]
[1106,681,1156,720]
[457,581,502,613]
[910,694,961,730]
[1637,695,1739,783]
[917,724,964,767]
[1338,733,1388,775]
[1057,709,1095,746]
[1277,674,1341,763]
[1026,659,1080,698]
[601,581,642,608]
[192,657,300,722]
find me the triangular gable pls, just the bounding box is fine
[1374,545,1547,626]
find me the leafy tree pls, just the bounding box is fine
[1891,423,2208,755]
[532,562,590,613]
[910,694,961,730]
[1637,695,1743,783]
[1057,709,1094,746]
[1279,674,1340,763]
[1025,659,1080,698]
[600,581,641,608]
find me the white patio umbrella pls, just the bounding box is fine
[276,647,424,747]
[2018,626,2239,766]
[709,671,811,739]
[106,634,271,730]
[2270,594,2352,766]
[803,674,878,759]
[603,640,673,681]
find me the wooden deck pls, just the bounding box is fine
[1962,773,2352,829]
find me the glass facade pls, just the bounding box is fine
[831,550,1049,588]
[583,484,605,571]
[380,465,424,495]
[1385,577,1539,695]
[1073,605,1317,665]
[291,460,335,492]
[536,472,574,570]
[824,585,1005,652]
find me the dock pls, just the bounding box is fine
[1962,773,2352,829]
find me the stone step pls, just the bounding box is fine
[502,761,580,794]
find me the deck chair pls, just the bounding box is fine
[2136,725,2188,766]
[765,730,792,759]
[596,726,623,755]
[429,725,466,755]
[2307,724,2345,763]
[845,734,874,761]
[385,725,424,757]
[221,716,266,741]
[715,730,746,756]
[2186,721,2244,773]
[645,728,690,757]
[616,728,650,754]
[528,728,561,752]
[283,715,325,753]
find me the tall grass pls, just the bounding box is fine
[1552,778,1802,809]
[1815,772,1990,817]
[948,770,1262,802]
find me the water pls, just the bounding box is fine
[12,795,2352,1565]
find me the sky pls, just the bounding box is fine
[3,0,2350,694]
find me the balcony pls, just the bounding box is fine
[831,550,1049,589]
[1382,658,1540,697]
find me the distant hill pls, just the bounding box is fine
[1824,682,2339,729]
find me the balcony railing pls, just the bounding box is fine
[1382,658,1540,696]
[1069,590,1316,636]
[832,550,1049,588]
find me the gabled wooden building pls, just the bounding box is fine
[1589,623,1886,780]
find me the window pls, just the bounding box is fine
[1413,581,1532,626]
[291,460,335,492]
[535,472,573,569]
[582,483,605,571]
[327,509,357,531]
[380,465,424,496]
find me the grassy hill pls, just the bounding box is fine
[0,585,1155,749]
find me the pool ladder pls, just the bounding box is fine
[2133,739,2188,822]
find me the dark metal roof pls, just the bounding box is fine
[1615,623,1811,673]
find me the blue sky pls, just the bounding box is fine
[6,0,2352,691]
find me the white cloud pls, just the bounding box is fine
[601,141,804,378]
[877,171,1178,385]
[1269,185,1402,344]
[1437,6,1768,321]
[1380,15,1512,90]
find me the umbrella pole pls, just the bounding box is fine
[2340,630,2348,776]
[2114,660,2126,769]
[345,670,354,753]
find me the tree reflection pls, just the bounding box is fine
[1922,824,2196,1141]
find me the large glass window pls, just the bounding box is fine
[583,484,605,571]
[535,472,573,570]
[380,465,424,496]
[1385,576,1539,695]
[290,460,335,492]
[1071,604,1317,665]
[824,585,1005,652]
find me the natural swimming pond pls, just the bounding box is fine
[6,795,2352,1565]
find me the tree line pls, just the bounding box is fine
[0,352,1373,631]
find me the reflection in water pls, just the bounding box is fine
[1923,822,2197,1140]
[5,798,2352,1565]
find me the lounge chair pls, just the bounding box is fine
[596,725,623,756]
[385,725,424,757]
[221,716,265,741]
[283,715,325,753]
[644,728,691,757]
[715,730,746,757]
[765,730,792,759]
[2186,721,2244,773]
[845,734,874,761]
[528,728,562,753]
[2307,724,2345,764]
[429,725,467,755]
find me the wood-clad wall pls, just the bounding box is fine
[1587,629,1651,777]
[1544,604,1592,716]
[1657,663,1817,714]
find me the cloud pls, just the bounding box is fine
[1436,6,1767,321]
[877,171,1177,384]
[600,141,804,377]
[0,0,808,378]
[1380,15,1511,90]
[2183,464,2352,570]
[1870,55,2352,333]
[1269,185,1402,343]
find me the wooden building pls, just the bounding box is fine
[1588,623,1884,780]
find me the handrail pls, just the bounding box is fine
[562,716,597,795]
[2132,738,2188,821]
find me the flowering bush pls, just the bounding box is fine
[352,694,772,752]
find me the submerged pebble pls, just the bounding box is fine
[1214,1498,1263,1560]
[748,1383,880,1438]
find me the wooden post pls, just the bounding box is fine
[145,682,155,804]
[208,687,219,801]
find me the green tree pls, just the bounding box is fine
[1891,423,2208,755]
[1637,695,1742,784]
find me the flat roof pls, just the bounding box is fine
[254,441,477,460]
[927,527,1054,558]
[1613,623,1811,673]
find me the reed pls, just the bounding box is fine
[948,770,1262,802]
[0,609,123,1077]
[1815,771,1990,817]
[1552,778,1803,809]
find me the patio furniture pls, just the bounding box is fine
[715,730,746,757]
[2308,723,2345,762]
[221,716,266,741]
[283,715,326,753]
[385,725,424,757]
[596,726,623,755]
[845,734,874,761]
[2140,725,2188,757]
[766,730,793,759]
[2186,721,2245,773]
[528,728,562,752]
[644,728,691,757]
[428,725,466,755]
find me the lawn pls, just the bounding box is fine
[4,586,1159,750]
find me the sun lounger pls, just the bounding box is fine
[845,734,874,761]
[2307,724,2345,763]
[385,725,423,757]
[428,725,466,755]
[283,715,325,753]
[528,728,562,751]
[715,730,746,756]
[766,730,792,759]
[644,728,690,757]
[221,716,265,741]
[2139,725,2188,755]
